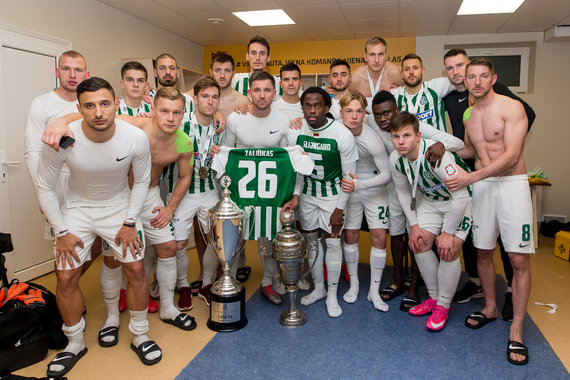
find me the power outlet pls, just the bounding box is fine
[543,214,567,223]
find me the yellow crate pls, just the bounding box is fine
[554,231,570,261]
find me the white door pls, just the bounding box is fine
[0,24,70,281]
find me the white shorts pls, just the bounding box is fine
[345,186,390,230]
[44,171,70,239]
[415,196,472,241]
[298,195,342,234]
[170,190,219,241]
[139,186,175,245]
[387,182,408,236]
[471,175,534,254]
[58,203,145,270]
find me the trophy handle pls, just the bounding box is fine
[257,237,271,271]
[299,232,319,282]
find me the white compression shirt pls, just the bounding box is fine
[36,119,151,233]
[352,123,392,191]
[223,108,289,148]
[24,91,78,186]
[273,98,303,121]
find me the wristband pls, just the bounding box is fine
[55,229,68,238]
[123,222,136,228]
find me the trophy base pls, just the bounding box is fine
[279,309,307,327]
[207,287,247,332]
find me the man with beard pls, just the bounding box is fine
[215,70,290,304]
[366,90,464,312]
[349,37,403,108]
[445,58,533,365]
[37,78,159,376]
[327,59,352,120]
[443,49,535,319]
[206,52,250,118]
[391,54,455,132]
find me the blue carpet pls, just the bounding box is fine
[177,265,569,380]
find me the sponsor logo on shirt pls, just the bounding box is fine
[416,109,433,121]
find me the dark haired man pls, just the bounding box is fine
[284,87,358,318]
[37,77,160,376]
[274,62,303,121]
[119,61,152,116]
[328,59,352,119]
[207,52,250,118]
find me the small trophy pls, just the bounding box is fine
[198,176,251,332]
[271,210,319,327]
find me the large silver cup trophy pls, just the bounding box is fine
[267,210,319,327]
[199,176,252,332]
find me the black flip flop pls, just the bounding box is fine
[236,266,251,282]
[400,296,420,312]
[162,313,197,331]
[98,326,119,347]
[130,340,162,366]
[46,347,88,377]
[380,284,406,301]
[507,340,529,365]
[189,280,203,296]
[465,311,497,329]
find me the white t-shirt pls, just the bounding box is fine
[223,108,289,148]
[36,119,151,233]
[24,91,78,186]
[273,98,303,121]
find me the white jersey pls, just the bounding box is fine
[329,97,342,120]
[389,138,470,234]
[232,72,283,101]
[273,98,303,121]
[287,118,358,210]
[24,91,77,186]
[364,115,464,156]
[117,97,152,116]
[223,108,289,148]
[391,78,455,131]
[36,119,151,234]
[352,124,391,191]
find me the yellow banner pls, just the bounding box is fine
[204,37,416,75]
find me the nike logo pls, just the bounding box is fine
[51,355,73,362]
[332,282,338,286]
[116,155,129,161]
[458,97,467,102]
[269,130,279,134]
[429,320,446,329]
[508,343,523,350]
[519,243,530,248]
[142,343,156,352]
[382,221,389,224]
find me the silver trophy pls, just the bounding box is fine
[270,210,319,327]
[198,175,252,332]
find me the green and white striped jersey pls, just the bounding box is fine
[391,78,455,132]
[390,138,471,202]
[231,72,284,99]
[211,146,314,240]
[287,119,358,199]
[162,112,223,195]
[117,97,152,116]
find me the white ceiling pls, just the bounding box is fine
[99,0,570,46]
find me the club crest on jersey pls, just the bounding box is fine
[423,171,433,180]
[419,96,428,106]
[417,109,433,121]
[212,134,221,144]
[445,164,457,176]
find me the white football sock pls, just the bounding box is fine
[414,250,439,301]
[325,238,342,317]
[367,247,388,312]
[301,236,326,306]
[49,318,86,373]
[100,263,121,330]
[202,244,218,287]
[156,256,178,320]
[130,309,161,362]
[342,242,359,303]
[175,247,190,289]
[437,257,461,309]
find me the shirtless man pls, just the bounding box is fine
[208,52,250,118]
[349,37,403,108]
[445,58,533,365]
